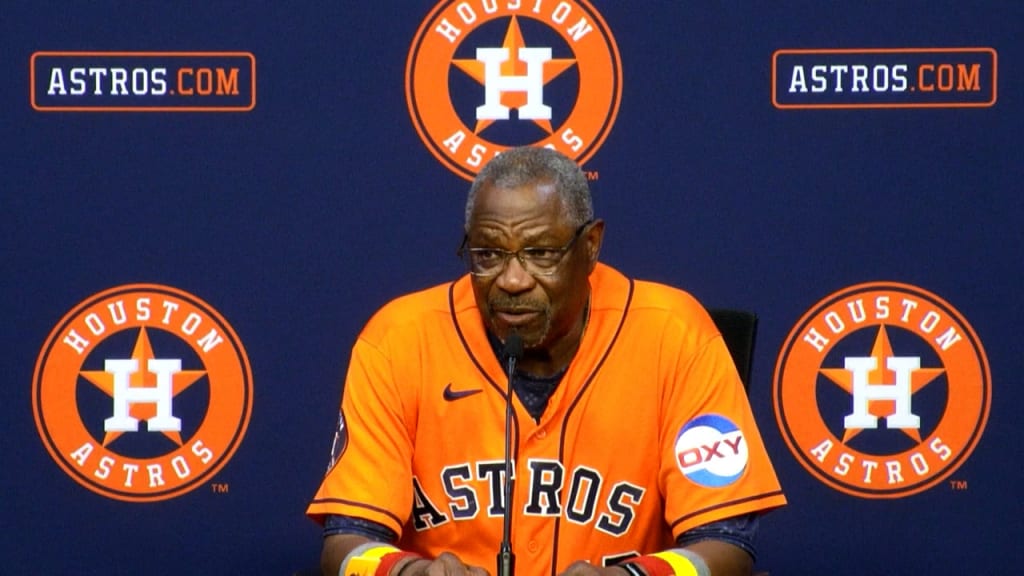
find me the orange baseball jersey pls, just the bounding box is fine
[308,263,786,576]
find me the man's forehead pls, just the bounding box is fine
[470,200,571,236]
[473,180,564,214]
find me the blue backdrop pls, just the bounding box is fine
[4,2,1022,574]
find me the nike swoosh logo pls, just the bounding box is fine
[443,383,482,401]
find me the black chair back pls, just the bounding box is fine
[708,308,758,392]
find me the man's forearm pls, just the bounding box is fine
[321,533,374,576]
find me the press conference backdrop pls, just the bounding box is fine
[3,2,1021,574]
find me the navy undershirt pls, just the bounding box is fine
[486,331,566,422]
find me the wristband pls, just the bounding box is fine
[625,551,701,576]
[341,544,399,576]
[650,551,701,576]
[376,551,423,576]
[624,555,674,576]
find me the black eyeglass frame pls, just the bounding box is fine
[458,219,594,277]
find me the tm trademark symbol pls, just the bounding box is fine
[585,170,600,181]
[211,482,230,494]
[949,479,968,491]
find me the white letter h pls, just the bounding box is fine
[475,46,553,121]
[843,356,921,430]
[103,358,182,432]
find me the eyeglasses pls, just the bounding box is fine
[458,220,593,277]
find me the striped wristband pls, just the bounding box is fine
[651,550,704,576]
[340,543,421,576]
[376,551,423,576]
[622,550,707,576]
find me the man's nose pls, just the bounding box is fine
[494,253,535,294]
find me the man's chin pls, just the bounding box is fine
[494,325,545,350]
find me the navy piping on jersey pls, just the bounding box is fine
[449,281,522,456]
[548,278,633,576]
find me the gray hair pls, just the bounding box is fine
[464,147,593,231]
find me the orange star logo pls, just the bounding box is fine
[452,15,577,134]
[80,327,206,447]
[34,284,253,501]
[406,0,622,180]
[773,282,990,498]
[819,325,944,443]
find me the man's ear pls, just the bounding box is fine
[585,219,605,268]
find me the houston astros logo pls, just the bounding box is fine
[406,0,622,180]
[32,284,253,502]
[773,282,990,498]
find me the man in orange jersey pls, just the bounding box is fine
[307,147,786,576]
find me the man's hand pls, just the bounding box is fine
[557,561,630,576]
[394,552,489,576]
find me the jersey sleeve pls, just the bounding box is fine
[306,331,415,535]
[659,310,786,537]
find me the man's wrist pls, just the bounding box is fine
[393,557,431,576]
[377,551,423,576]
[341,544,399,576]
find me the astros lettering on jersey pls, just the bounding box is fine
[308,263,785,575]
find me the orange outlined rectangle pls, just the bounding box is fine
[31,51,256,112]
[771,47,997,110]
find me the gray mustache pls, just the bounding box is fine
[489,299,545,313]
